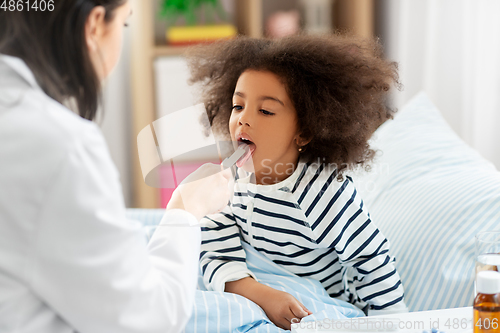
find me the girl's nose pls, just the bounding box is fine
[238,110,252,127]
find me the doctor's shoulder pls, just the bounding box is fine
[0,56,105,160]
[1,84,114,178]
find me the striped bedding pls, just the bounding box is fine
[127,209,364,332]
[186,241,364,332]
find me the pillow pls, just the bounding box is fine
[352,92,500,311]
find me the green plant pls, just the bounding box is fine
[159,0,227,26]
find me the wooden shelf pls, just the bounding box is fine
[153,45,190,57]
[130,0,157,208]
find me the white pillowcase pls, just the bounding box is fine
[353,92,500,311]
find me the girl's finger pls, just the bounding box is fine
[283,309,302,330]
[301,303,313,315]
[276,317,291,331]
[284,312,295,324]
[296,299,313,315]
[290,303,309,318]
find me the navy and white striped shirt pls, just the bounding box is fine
[200,161,407,314]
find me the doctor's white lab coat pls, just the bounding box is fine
[0,54,201,333]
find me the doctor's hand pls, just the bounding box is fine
[167,163,232,221]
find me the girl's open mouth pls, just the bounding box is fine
[236,138,256,168]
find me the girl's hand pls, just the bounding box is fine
[225,277,312,330]
[167,163,232,221]
[258,288,312,330]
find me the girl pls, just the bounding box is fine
[187,34,407,330]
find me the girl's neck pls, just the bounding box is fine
[254,159,299,185]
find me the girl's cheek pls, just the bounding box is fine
[228,115,237,138]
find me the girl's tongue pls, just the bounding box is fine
[236,142,256,168]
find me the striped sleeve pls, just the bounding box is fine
[304,173,407,314]
[199,205,256,292]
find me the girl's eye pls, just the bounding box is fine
[232,105,243,111]
[260,109,275,116]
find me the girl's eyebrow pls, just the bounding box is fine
[234,91,285,106]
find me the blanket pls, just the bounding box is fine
[184,241,364,333]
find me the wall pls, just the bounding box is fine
[98,25,133,207]
[375,0,500,170]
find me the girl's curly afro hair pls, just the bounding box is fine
[186,33,401,177]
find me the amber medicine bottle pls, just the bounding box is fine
[474,271,500,333]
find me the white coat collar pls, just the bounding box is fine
[0,54,41,90]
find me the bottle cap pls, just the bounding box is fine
[477,271,500,294]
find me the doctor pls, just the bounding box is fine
[0,1,231,332]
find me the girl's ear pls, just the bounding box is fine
[295,134,312,147]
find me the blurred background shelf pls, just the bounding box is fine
[153,45,190,57]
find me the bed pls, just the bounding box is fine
[127,92,500,332]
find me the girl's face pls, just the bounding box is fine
[85,1,132,80]
[229,70,304,185]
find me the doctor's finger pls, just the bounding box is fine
[219,167,233,180]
